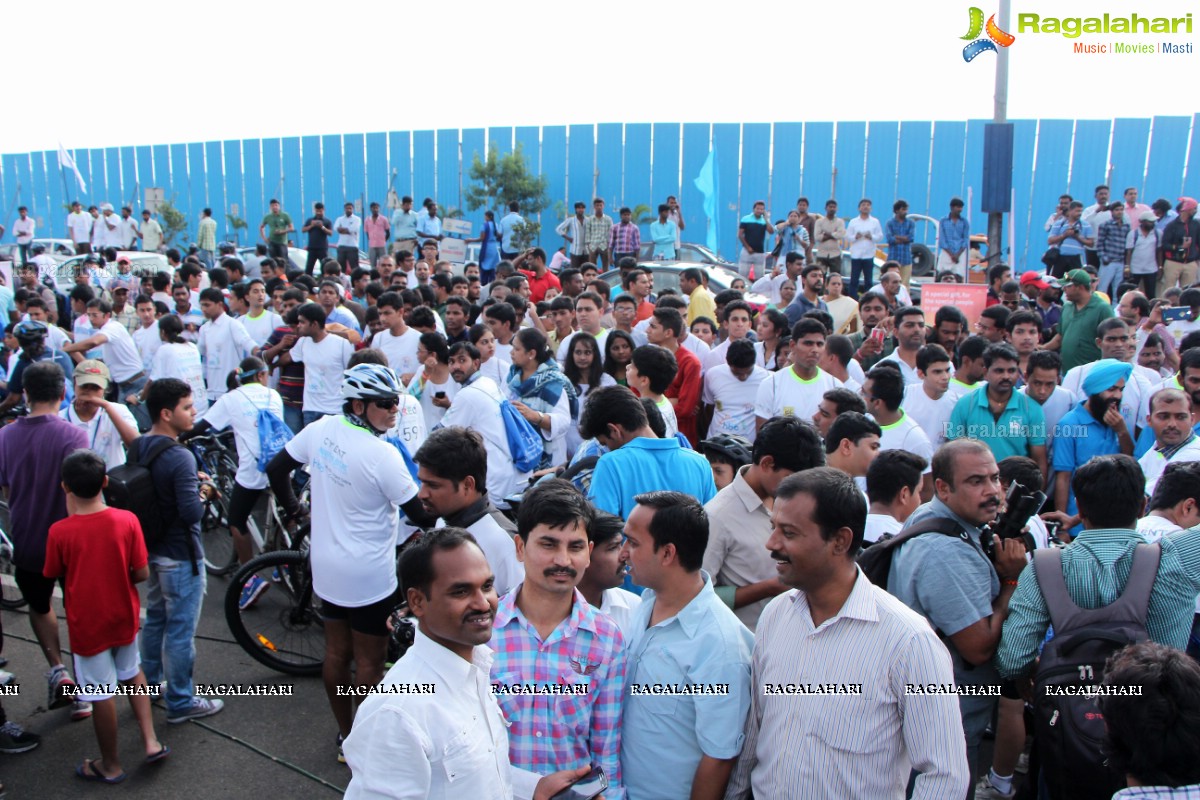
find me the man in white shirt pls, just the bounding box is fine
[342,528,594,800]
[1138,388,1200,498]
[577,510,642,636]
[725,469,969,800]
[335,202,362,272]
[845,198,884,297]
[11,206,34,263]
[238,279,284,347]
[876,305,925,385]
[59,360,140,468]
[373,291,422,382]
[67,201,93,254]
[702,301,755,372]
[132,294,163,372]
[96,203,121,250]
[196,288,256,404]
[440,341,528,508]
[864,364,934,498]
[118,206,140,249]
[755,318,843,432]
[863,449,926,544]
[1081,184,1113,268]
[903,344,956,449]
[63,297,151,429]
[702,339,768,442]
[277,303,355,427]
[139,209,163,253]
[555,291,608,364]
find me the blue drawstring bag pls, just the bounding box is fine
[499,399,544,473]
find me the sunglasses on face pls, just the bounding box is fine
[372,397,401,410]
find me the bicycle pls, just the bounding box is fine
[184,432,240,575]
[0,528,27,611]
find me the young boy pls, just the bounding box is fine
[627,344,679,438]
[43,449,168,784]
[697,433,753,491]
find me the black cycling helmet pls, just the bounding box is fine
[698,434,754,467]
[13,320,48,344]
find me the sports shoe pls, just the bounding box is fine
[239,575,269,610]
[337,733,346,764]
[70,701,93,721]
[46,666,74,710]
[0,721,41,754]
[167,697,224,724]
[974,777,1016,800]
[0,670,14,687]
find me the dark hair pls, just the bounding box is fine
[726,338,757,370]
[917,344,951,373]
[892,305,923,328]
[236,356,268,385]
[1006,310,1041,333]
[652,307,685,339]
[987,263,1011,285]
[823,387,867,416]
[934,305,966,328]
[775,468,867,553]
[448,341,481,363]
[579,385,648,439]
[713,289,743,307]
[588,511,625,545]
[722,300,753,324]
[1125,292,1152,319]
[630,345,678,395]
[1099,642,1200,787]
[603,330,635,379]
[983,342,1020,368]
[575,290,604,311]
[412,427,487,495]
[85,297,112,315]
[1072,455,1144,529]
[1146,460,1200,513]
[956,334,990,367]
[865,364,905,412]
[641,398,667,438]
[513,327,553,365]
[756,417,825,472]
[157,313,185,343]
[199,287,225,306]
[632,491,708,572]
[564,332,604,394]
[398,526,482,598]
[680,267,704,285]
[70,284,95,304]
[484,302,517,331]
[997,456,1042,497]
[419,331,450,365]
[980,304,1011,329]
[790,317,827,341]
[825,412,882,455]
[61,448,108,499]
[1096,317,1129,340]
[802,310,835,336]
[516,479,593,542]
[147,377,192,424]
[859,290,890,311]
[866,450,926,506]
[22,361,65,404]
[759,308,789,338]
[1026,349,1062,377]
[296,303,327,327]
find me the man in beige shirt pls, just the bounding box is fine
[814,199,846,272]
[701,417,823,630]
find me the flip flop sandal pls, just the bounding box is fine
[145,745,171,764]
[75,759,127,784]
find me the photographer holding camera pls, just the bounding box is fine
[1160,196,1200,294]
[1047,201,1095,278]
[887,439,1028,794]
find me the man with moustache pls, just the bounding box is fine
[342,528,597,800]
[888,439,1029,794]
[1138,389,1200,498]
[489,480,626,797]
[1052,360,1134,537]
[725,468,968,800]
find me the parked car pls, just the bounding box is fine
[0,238,76,266]
[53,252,169,293]
[236,245,371,274]
[598,262,770,312]
[637,241,734,267]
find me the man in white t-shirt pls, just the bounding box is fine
[59,360,140,468]
[237,279,283,347]
[863,449,926,544]
[266,362,433,760]
[334,203,362,272]
[196,288,256,403]
[1137,388,1200,498]
[412,426,524,598]
[132,295,163,371]
[66,201,93,253]
[439,341,528,508]
[703,300,755,372]
[903,344,957,449]
[864,362,934,499]
[372,291,422,382]
[278,303,355,427]
[702,339,768,443]
[755,317,842,432]
[555,291,608,364]
[63,297,151,429]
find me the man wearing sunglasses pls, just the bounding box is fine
[268,361,436,763]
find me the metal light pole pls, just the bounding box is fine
[988,0,1011,262]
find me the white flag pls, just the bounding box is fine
[58,142,87,193]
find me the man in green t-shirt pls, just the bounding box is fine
[258,198,294,262]
[1044,269,1115,372]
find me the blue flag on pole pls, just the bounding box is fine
[693,149,719,253]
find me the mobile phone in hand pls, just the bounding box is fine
[551,767,608,800]
[1162,306,1193,323]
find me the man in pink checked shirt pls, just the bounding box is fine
[490,479,627,798]
[364,202,391,268]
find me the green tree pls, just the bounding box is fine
[631,204,655,225]
[225,213,248,244]
[464,144,550,248]
[158,199,188,246]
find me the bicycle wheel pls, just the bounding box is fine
[225,550,323,677]
[0,575,27,610]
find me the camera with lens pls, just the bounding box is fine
[387,605,417,664]
[981,481,1045,561]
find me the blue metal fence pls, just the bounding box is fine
[3,117,1198,271]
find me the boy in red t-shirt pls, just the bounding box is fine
[44,449,168,784]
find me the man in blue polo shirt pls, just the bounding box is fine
[1047,201,1094,278]
[1052,360,1134,537]
[581,385,716,520]
[736,201,774,280]
[946,343,1048,480]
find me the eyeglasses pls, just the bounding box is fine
[371,397,401,410]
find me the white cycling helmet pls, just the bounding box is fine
[342,363,402,401]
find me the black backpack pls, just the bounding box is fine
[1031,543,1159,800]
[857,516,971,588]
[105,437,181,549]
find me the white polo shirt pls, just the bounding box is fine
[335,214,362,248]
[60,403,138,468]
[289,333,354,414]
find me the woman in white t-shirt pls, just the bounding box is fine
[468,323,511,387]
[562,331,617,458]
[143,313,209,413]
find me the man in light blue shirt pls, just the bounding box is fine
[498,201,524,260]
[416,200,442,247]
[649,204,678,261]
[390,195,420,257]
[1048,201,1095,275]
[619,490,753,800]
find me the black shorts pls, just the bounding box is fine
[227,484,266,533]
[320,589,400,636]
[15,567,65,615]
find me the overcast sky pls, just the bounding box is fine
[7,0,1198,154]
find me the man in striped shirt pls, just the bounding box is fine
[727,468,968,800]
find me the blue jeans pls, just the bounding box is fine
[140,554,206,714]
[302,410,328,429]
[1097,261,1123,303]
[283,404,303,435]
[960,693,996,794]
[197,250,214,269]
[118,374,150,431]
[849,258,874,298]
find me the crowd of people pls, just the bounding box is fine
[0,184,1198,799]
